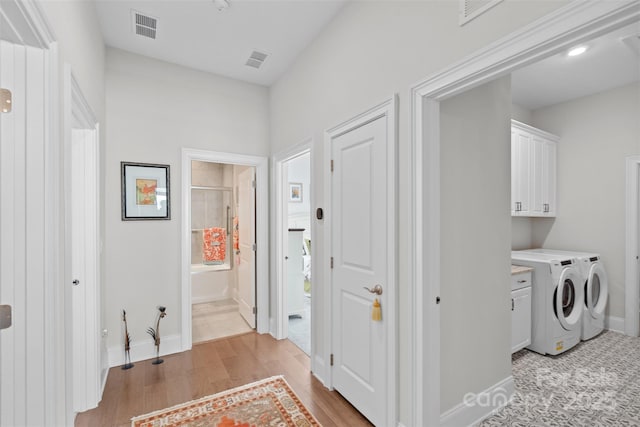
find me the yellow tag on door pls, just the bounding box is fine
[372,298,382,321]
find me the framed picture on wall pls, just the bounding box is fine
[121,161,171,220]
[289,183,302,203]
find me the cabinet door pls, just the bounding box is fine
[543,140,557,216]
[511,130,531,215]
[530,137,546,216]
[511,287,532,353]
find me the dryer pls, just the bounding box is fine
[511,251,584,355]
[522,249,608,340]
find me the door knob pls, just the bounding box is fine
[363,285,383,295]
[73,279,80,286]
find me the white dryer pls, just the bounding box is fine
[511,251,584,355]
[523,249,608,340]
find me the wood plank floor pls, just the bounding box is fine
[75,332,373,427]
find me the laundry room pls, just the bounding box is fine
[484,21,640,426]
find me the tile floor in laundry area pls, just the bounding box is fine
[192,299,253,343]
[480,331,640,426]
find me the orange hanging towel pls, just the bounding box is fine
[203,227,227,264]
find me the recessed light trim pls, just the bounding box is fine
[213,0,230,11]
[568,45,588,57]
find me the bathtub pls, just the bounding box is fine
[191,265,236,304]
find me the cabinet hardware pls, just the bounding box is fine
[517,279,527,283]
[511,298,514,311]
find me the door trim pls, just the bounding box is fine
[0,1,62,425]
[271,139,313,341]
[181,149,269,351]
[323,96,397,427]
[409,1,639,424]
[626,155,640,337]
[64,66,101,413]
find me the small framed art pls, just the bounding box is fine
[121,162,171,220]
[289,183,302,202]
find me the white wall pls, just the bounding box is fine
[269,0,567,420]
[531,82,640,320]
[440,76,513,412]
[104,48,269,352]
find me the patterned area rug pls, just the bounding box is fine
[131,376,321,427]
[480,331,640,426]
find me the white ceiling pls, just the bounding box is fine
[512,22,640,110]
[95,0,346,86]
[95,2,638,97]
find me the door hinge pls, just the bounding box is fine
[330,353,334,366]
[252,307,257,315]
[252,243,257,251]
[0,305,12,330]
[0,88,12,113]
[330,257,334,268]
[331,160,334,172]
[252,180,256,188]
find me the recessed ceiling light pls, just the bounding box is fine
[213,0,230,11]
[568,45,588,57]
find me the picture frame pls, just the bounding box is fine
[289,182,303,202]
[121,162,171,220]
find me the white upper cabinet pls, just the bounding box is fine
[511,120,559,217]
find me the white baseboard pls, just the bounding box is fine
[311,355,327,387]
[191,295,231,304]
[440,376,515,427]
[605,316,625,333]
[107,334,182,368]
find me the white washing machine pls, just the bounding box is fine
[511,251,584,355]
[522,249,608,341]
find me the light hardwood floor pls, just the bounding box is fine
[75,332,373,427]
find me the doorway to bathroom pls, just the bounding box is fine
[181,149,269,351]
[190,161,255,344]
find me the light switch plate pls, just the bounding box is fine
[0,305,12,330]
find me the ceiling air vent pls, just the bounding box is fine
[132,10,158,40]
[245,50,268,69]
[459,0,503,26]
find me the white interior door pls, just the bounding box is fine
[0,39,48,426]
[70,128,100,412]
[237,167,256,328]
[331,115,389,426]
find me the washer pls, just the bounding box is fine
[521,249,608,341]
[511,251,584,355]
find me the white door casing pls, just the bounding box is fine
[324,97,397,427]
[410,3,639,425]
[0,33,59,425]
[626,155,640,336]
[181,149,269,351]
[66,68,101,413]
[272,141,313,342]
[237,167,256,328]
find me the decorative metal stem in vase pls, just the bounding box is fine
[147,306,166,365]
[122,309,134,370]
